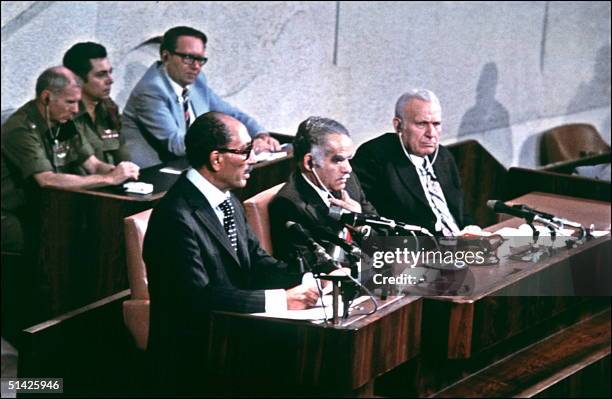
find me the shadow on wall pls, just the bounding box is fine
[566,45,611,115]
[518,134,541,167]
[115,36,162,108]
[566,45,611,144]
[457,62,512,165]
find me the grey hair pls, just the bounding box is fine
[394,89,441,119]
[293,116,350,163]
[35,66,82,97]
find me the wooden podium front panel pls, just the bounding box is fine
[206,296,421,396]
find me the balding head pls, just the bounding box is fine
[186,112,237,169]
[35,66,82,98]
[35,66,82,124]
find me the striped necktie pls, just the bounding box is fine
[219,199,238,252]
[182,87,190,130]
[419,163,461,236]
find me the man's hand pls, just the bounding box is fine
[329,190,362,213]
[253,133,281,153]
[286,284,319,310]
[107,161,140,185]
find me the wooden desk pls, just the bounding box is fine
[207,295,422,396]
[18,293,421,396]
[507,167,611,202]
[538,152,610,174]
[36,154,294,317]
[381,193,611,396]
[424,193,610,356]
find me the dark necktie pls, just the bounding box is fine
[219,199,238,252]
[182,88,190,130]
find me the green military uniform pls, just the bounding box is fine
[1,100,94,252]
[73,98,130,165]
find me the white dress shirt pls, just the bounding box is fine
[164,67,196,126]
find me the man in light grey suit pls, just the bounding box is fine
[122,26,279,167]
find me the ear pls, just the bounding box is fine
[302,154,314,171]
[209,151,222,171]
[161,49,170,63]
[41,90,51,106]
[392,117,402,133]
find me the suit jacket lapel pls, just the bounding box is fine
[389,140,430,209]
[188,73,206,117]
[294,173,330,222]
[181,176,241,266]
[156,62,188,132]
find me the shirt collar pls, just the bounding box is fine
[398,134,434,176]
[186,168,230,209]
[163,66,190,102]
[301,172,331,207]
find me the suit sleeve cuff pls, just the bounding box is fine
[264,289,287,312]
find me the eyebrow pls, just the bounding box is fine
[331,153,352,161]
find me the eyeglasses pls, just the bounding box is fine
[171,51,208,66]
[216,142,253,160]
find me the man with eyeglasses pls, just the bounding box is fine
[143,111,325,394]
[123,25,279,168]
[352,89,473,236]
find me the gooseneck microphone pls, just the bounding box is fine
[486,200,536,220]
[329,206,433,236]
[285,221,334,264]
[486,200,562,230]
[308,225,361,255]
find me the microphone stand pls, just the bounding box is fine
[315,265,351,325]
[342,249,362,319]
[512,216,562,262]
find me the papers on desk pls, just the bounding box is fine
[251,295,370,321]
[495,223,574,238]
[123,182,154,195]
[590,230,611,238]
[493,223,610,249]
[253,151,288,163]
[159,167,184,175]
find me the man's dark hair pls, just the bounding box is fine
[185,112,231,169]
[63,42,108,81]
[293,116,350,162]
[160,26,207,57]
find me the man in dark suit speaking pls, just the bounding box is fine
[352,89,472,236]
[143,112,318,393]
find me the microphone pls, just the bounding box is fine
[487,200,535,220]
[486,200,561,228]
[309,225,361,256]
[517,204,582,229]
[285,221,335,264]
[329,206,432,236]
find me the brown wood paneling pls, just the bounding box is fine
[447,139,508,227]
[433,309,611,398]
[207,296,422,396]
